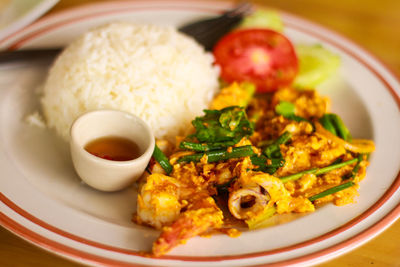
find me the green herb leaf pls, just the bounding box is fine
[192,106,253,144]
[251,131,291,174]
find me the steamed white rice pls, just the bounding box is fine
[41,22,219,141]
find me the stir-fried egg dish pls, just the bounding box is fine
[135,83,375,256]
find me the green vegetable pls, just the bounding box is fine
[177,145,255,163]
[152,145,173,175]
[279,168,317,183]
[315,158,358,175]
[245,206,277,230]
[294,44,341,88]
[250,154,284,174]
[319,113,352,141]
[319,114,337,136]
[251,155,283,167]
[179,140,238,152]
[264,131,292,158]
[237,9,284,32]
[280,158,358,183]
[275,101,307,122]
[251,131,291,174]
[257,139,274,148]
[308,182,355,202]
[191,106,253,144]
[329,114,352,142]
[342,154,363,180]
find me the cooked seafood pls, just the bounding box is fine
[135,82,374,256]
[152,192,223,257]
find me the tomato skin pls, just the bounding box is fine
[213,29,298,92]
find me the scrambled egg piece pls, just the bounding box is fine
[272,87,329,118]
[211,82,255,109]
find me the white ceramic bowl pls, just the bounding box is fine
[69,109,155,192]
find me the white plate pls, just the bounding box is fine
[1,1,400,266]
[0,0,58,41]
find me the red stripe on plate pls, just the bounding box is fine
[0,0,231,48]
[2,188,400,266]
[0,212,158,267]
[6,5,222,50]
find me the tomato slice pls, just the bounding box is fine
[213,29,298,92]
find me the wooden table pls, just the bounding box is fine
[1,0,400,266]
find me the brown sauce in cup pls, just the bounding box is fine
[84,136,141,161]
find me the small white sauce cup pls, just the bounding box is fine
[70,109,155,192]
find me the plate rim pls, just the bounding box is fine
[1,1,400,266]
[0,0,59,41]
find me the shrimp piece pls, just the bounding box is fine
[136,174,182,229]
[152,192,223,257]
[137,157,166,190]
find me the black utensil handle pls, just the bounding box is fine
[0,20,198,63]
[0,48,62,64]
